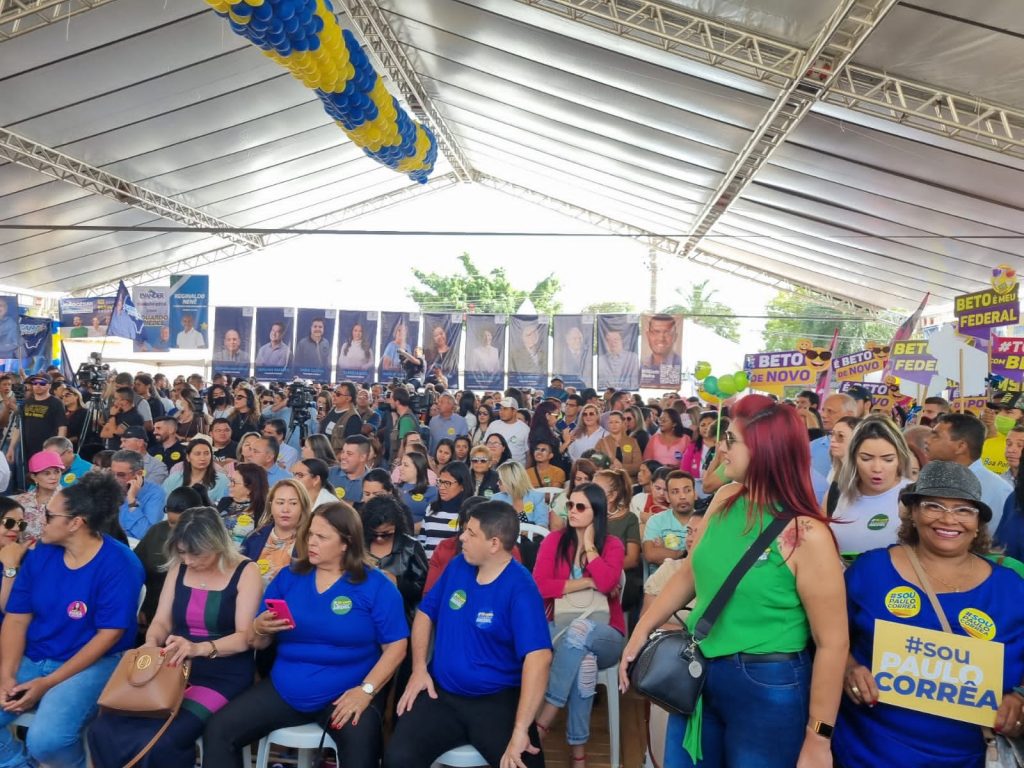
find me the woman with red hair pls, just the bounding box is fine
[620,395,847,768]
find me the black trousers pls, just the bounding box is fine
[383,686,545,768]
[202,678,384,768]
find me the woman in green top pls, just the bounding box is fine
[619,394,847,768]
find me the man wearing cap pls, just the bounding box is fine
[485,397,531,464]
[926,413,1012,530]
[5,374,67,469]
[428,393,468,453]
[111,448,166,540]
[120,426,168,486]
[845,385,874,419]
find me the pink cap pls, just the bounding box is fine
[28,451,64,474]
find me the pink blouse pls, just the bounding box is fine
[643,433,691,466]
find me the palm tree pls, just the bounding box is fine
[662,280,740,342]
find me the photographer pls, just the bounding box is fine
[6,373,67,467]
[399,346,424,383]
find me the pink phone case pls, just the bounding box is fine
[264,599,296,627]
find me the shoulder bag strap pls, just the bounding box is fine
[123,708,180,768]
[901,544,953,633]
[693,513,789,641]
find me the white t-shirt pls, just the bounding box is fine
[833,478,911,555]
[484,420,531,464]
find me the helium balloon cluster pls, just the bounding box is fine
[206,0,437,183]
[694,361,748,402]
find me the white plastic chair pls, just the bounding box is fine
[255,723,337,768]
[598,665,621,768]
[540,486,563,503]
[519,523,550,542]
[431,744,489,767]
[196,737,250,767]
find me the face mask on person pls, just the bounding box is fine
[213,396,227,406]
[995,414,1016,436]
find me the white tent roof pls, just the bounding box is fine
[1,0,1022,309]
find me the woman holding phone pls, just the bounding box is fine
[202,502,409,768]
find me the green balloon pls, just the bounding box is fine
[717,374,736,396]
[733,371,749,390]
[703,375,719,396]
[694,361,712,380]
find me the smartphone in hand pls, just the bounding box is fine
[264,599,296,628]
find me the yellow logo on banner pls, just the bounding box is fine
[872,619,1003,726]
[884,587,921,619]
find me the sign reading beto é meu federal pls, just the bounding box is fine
[954,264,1019,341]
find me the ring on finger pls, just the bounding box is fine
[850,685,861,696]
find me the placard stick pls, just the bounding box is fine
[959,350,965,413]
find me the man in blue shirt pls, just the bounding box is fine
[328,435,369,504]
[427,393,469,453]
[112,449,166,540]
[250,436,292,487]
[385,500,551,768]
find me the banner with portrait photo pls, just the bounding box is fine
[378,312,420,382]
[131,286,169,352]
[212,307,254,379]
[0,296,20,369]
[254,307,294,381]
[508,315,549,390]
[58,297,114,340]
[597,314,640,391]
[336,311,378,384]
[19,316,50,375]
[552,315,593,390]
[422,313,462,389]
[640,313,683,389]
[168,275,209,350]
[291,309,335,382]
[465,314,506,391]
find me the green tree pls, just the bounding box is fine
[761,288,894,355]
[408,252,562,316]
[580,301,636,314]
[661,280,740,343]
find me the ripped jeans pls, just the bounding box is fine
[546,619,625,745]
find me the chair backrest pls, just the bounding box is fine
[539,486,562,503]
[519,523,550,541]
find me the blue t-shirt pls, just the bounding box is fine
[491,490,549,526]
[834,547,1024,768]
[8,535,143,662]
[264,565,408,712]
[399,484,438,523]
[419,554,550,697]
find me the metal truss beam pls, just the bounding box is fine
[679,0,898,257]
[475,173,886,315]
[77,172,459,296]
[338,0,474,182]
[0,0,116,41]
[0,128,264,253]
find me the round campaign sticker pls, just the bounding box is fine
[959,607,996,640]
[524,502,535,513]
[257,559,271,576]
[447,427,455,435]
[674,451,682,461]
[448,517,459,529]
[622,444,633,454]
[67,601,88,620]
[411,493,424,502]
[170,451,181,461]
[332,596,353,616]
[154,454,163,462]
[867,514,889,531]
[63,473,76,485]
[336,487,346,499]
[449,589,467,610]
[664,533,682,550]
[509,435,519,444]
[884,586,921,618]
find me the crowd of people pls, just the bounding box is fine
[0,364,1021,768]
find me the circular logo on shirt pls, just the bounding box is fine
[524,502,535,513]
[509,436,519,444]
[170,451,181,461]
[332,596,353,616]
[867,514,890,531]
[674,451,682,461]
[664,533,682,550]
[257,559,271,576]
[884,586,921,618]
[67,601,88,620]
[448,518,459,529]
[449,590,467,610]
[154,454,163,462]
[622,444,633,454]
[336,488,346,499]
[63,473,76,485]
[484,490,493,498]
[959,608,996,640]
[411,493,424,502]
[447,427,455,435]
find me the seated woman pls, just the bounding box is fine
[361,496,428,623]
[242,479,311,586]
[492,460,552,528]
[419,462,473,558]
[163,437,230,503]
[397,451,439,529]
[430,438,455,476]
[217,462,269,531]
[202,502,409,768]
[291,457,338,509]
[533,482,626,767]
[0,497,27,614]
[484,433,513,469]
[89,506,262,768]
[629,465,670,532]
[0,472,143,768]
[595,411,642,481]
[835,461,1024,768]
[13,450,63,539]
[550,458,599,531]
[468,445,500,499]
[301,433,336,466]
[453,436,472,465]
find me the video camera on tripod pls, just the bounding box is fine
[76,351,112,400]
[283,379,317,411]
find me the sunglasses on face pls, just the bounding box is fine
[570,502,590,512]
[471,457,489,464]
[371,530,395,541]
[723,432,743,448]
[0,517,26,532]
[44,511,75,523]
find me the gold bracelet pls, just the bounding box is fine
[252,620,267,637]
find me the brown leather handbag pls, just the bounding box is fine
[97,646,191,768]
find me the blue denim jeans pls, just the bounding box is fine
[663,651,811,768]
[0,654,120,768]
[546,619,625,745]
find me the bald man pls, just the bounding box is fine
[810,393,858,477]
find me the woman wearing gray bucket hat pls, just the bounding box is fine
[833,460,1024,768]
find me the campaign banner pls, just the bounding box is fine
[951,396,987,416]
[838,381,893,410]
[254,307,294,381]
[832,348,886,382]
[508,315,549,390]
[336,310,378,384]
[597,314,640,391]
[743,350,817,396]
[378,312,420,381]
[889,339,938,387]
[465,314,505,391]
[291,309,335,382]
[552,314,593,390]
[212,307,254,379]
[954,267,1019,341]
[883,293,930,380]
[106,281,145,342]
[131,286,169,352]
[168,274,209,350]
[423,312,462,388]
[640,313,682,389]
[872,618,1002,727]
[58,297,115,339]
[0,296,20,367]
[19,316,50,375]
[991,337,1024,384]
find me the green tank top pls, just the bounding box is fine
[686,495,809,657]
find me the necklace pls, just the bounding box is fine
[916,549,975,593]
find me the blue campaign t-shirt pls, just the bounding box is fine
[419,554,551,697]
[7,535,143,662]
[399,484,439,524]
[264,565,408,712]
[834,546,1024,768]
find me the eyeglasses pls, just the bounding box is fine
[471,457,489,464]
[918,500,979,521]
[570,502,590,512]
[261,400,273,406]
[437,479,457,488]
[233,395,247,401]
[723,432,743,448]
[44,511,75,523]
[0,517,26,532]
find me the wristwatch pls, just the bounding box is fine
[207,641,219,659]
[3,567,17,579]
[360,681,375,696]
[810,720,834,739]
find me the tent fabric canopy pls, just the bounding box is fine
[0,0,1022,309]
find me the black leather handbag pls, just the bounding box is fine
[629,515,787,715]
